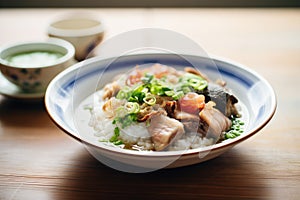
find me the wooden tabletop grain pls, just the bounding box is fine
[0,8,299,200]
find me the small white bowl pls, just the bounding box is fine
[0,38,76,93]
[45,53,277,173]
[47,16,105,61]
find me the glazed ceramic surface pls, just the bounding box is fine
[45,53,276,172]
[0,38,76,93]
[48,17,104,61]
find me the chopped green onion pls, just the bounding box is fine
[188,78,202,88]
[224,117,245,140]
[178,72,208,92]
[141,73,154,84]
[184,72,204,80]
[161,86,172,92]
[116,86,132,100]
[232,130,240,136]
[128,96,139,102]
[172,91,184,100]
[110,127,120,142]
[121,113,138,128]
[142,87,149,93]
[143,94,156,105]
[113,140,123,145]
[165,90,175,96]
[149,85,161,95]
[116,90,128,99]
[239,121,245,125]
[124,102,140,114]
[110,127,124,145]
[149,85,159,95]
[130,85,147,103]
[225,132,236,139]
[195,80,208,91]
[187,78,208,91]
[181,85,192,94]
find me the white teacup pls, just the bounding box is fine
[0,38,76,93]
[47,16,105,61]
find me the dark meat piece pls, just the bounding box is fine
[201,83,239,117]
[199,103,232,139]
[226,95,239,117]
[164,101,177,118]
[147,114,184,151]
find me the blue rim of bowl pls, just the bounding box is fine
[45,53,277,158]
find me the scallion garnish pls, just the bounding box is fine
[143,93,156,105]
[116,86,132,100]
[129,85,147,103]
[180,73,208,92]
[113,113,138,129]
[110,127,120,143]
[141,73,154,84]
[224,117,245,139]
[195,80,208,91]
[165,90,175,97]
[180,85,192,94]
[124,102,140,114]
[172,91,184,100]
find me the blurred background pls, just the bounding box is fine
[1,0,300,8]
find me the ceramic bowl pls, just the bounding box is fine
[0,38,76,93]
[45,53,276,173]
[47,16,104,61]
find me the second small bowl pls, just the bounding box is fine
[47,16,105,61]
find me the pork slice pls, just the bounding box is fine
[137,109,165,122]
[165,101,200,132]
[199,104,232,139]
[174,111,200,132]
[147,114,184,151]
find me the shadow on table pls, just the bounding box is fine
[0,97,50,128]
[57,149,270,200]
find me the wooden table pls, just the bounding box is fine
[0,8,299,200]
